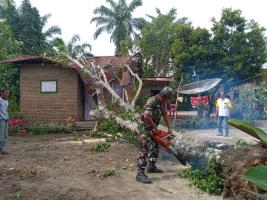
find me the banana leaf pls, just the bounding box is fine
[228,120,266,143]
[254,128,267,144]
[246,191,267,200]
[242,165,267,191]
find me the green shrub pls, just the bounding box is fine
[180,156,224,195]
[231,85,267,124]
[8,125,73,135]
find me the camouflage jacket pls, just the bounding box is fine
[139,95,167,131]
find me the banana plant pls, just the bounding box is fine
[229,120,267,199]
[228,119,267,144]
[242,165,267,200]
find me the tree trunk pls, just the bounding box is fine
[62,54,266,200]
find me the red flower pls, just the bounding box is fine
[9,118,27,130]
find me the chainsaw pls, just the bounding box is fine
[151,129,187,166]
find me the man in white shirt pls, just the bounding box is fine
[215,91,232,137]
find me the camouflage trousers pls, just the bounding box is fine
[137,127,159,168]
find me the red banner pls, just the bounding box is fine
[190,96,209,108]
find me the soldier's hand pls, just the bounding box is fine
[153,128,159,134]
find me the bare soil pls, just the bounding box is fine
[2,120,266,200]
[0,132,223,200]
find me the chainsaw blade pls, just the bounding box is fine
[168,145,187,166]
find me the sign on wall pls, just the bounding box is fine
[40,80,58,93]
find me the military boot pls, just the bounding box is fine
[147,161,163,173]
[136,168,152,184]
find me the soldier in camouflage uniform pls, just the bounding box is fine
[136,86,175,184]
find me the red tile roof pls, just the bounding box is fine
[69,56,132,95]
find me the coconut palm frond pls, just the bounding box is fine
[91,16,113,27]
[168,7,177,19]
[145,14,155,20]
[93,5,116,18]
[128,0,142,12]
[70,34,80,44]
[155,7,161,15]
[106,0,117,10]
[50,37,65,47]
[91,0,143,54]
[82,43,92,51]
[131,17,146,30]
[41,13,51,26]
[44,25,61,38]
[94,26,109,39]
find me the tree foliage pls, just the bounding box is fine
[91,0,146,55]
[1,0,63,56]
[210,8,267,90]
[50,34,93,58]
[231,85,267,123]
[15,0,45,55]
[0,21,21,117]
[0,21,21,60]
[138,15,180,76]
[170,23,213,83]
[41,13,62,52]
[0,0,14,18]
[145,7,183,22]
[171,8,267,91]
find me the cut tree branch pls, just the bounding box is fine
[124,64,143,107]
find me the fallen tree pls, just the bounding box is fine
[55,53,267,199]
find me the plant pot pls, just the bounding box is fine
[18,130,26,137]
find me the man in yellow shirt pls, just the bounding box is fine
[215,91,232,137]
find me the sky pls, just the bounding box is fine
[13,0,267,56]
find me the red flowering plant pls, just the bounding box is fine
[9,118,28,130]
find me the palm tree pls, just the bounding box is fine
[90,0,146,55]
[51,34,93,58]
[146,7,188,23]
[41,14,61,39]
[41,13,62,50]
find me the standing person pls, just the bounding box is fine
[136,86,175,184]
[0,88,10,154]
[215,91,232,137]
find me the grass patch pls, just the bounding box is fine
[101,167,116,177]
[91,142,111,152]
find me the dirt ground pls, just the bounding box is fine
[1,122,266,200]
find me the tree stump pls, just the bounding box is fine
[218,146,267,199]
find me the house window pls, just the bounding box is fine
[112,82,124,101]
[40,80,58,94]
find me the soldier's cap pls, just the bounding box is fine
[159,86,175,99]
